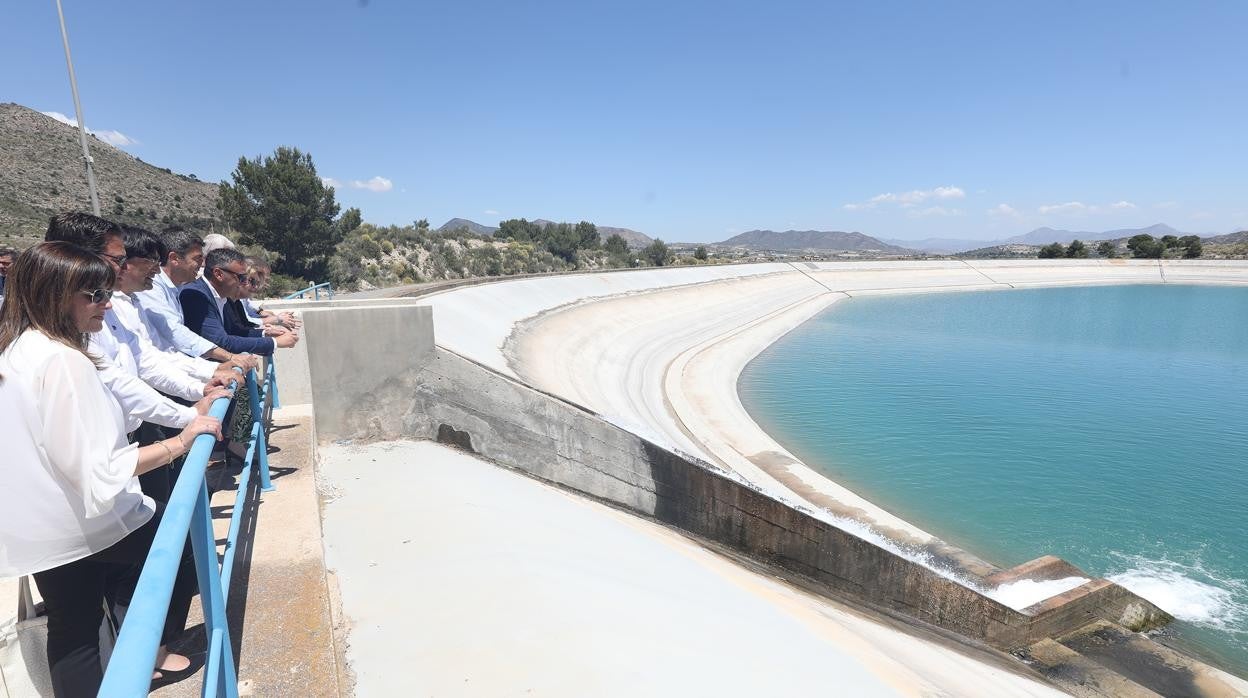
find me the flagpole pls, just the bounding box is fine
[54,0,101,215]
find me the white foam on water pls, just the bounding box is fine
[1107,555,1248,634]
[986,577,1089,611]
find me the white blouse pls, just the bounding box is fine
[0,330,154,578]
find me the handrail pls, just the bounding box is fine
[99,364,276,697]
[283,281,334,301]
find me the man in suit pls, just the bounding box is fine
[180,248,299,355]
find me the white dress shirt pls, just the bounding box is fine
[113,291,217,381]
[134,269,218,358]
[0,331,154,577]
[89,315,198,432]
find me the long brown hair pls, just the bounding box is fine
[0,241,115,361]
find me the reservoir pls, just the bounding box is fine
[738,284,1248,674]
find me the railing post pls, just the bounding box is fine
[248,370,274,492]
[190,482,239,698]
[267,357,281,410]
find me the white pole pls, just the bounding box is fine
[54,0,101,215]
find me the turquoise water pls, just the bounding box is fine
[738,284,1248,674]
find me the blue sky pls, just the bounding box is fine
[4,1,1247,242]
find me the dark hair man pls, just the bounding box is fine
[179,248,298,355]
[45,211,126,273]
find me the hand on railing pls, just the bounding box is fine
[194,386,234,414]
[178,414,223,445]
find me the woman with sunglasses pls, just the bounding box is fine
[0,242,222,697]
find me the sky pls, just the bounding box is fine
[4,1,1248,243]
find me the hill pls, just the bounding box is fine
[0,103,223,248]
[437,218,498,236]
[717,229,913,254]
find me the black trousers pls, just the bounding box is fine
[33,502,198,697]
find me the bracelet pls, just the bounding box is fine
[156,440,175,465]
[176,433,188,450]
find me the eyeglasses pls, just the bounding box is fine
[99,252,127,267]
[80,288,114,304]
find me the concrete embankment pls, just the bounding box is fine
[268,259,1248,696]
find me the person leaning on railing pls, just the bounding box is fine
[0,242,223,698]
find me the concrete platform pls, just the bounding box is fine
[154,406,345,697]
[318,439,1067,697]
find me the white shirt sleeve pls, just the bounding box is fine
[91,335,197,431]
[38,349,142,518]
[132,337,206,402]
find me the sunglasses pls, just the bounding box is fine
[99,252,127,267]
[80,288,114,304]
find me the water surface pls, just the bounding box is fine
[738,284,1248,673]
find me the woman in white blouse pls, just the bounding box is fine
[0,242,223,697]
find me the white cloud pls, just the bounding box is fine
[909,206,963,218]
[321,175,393,192]
[484,209,500,216]
[845,185,965,211]
[352,176,393,192]
[1038,201,1088,215]
[1109,200,1136,210]
[987,203,1020,217]
[41,110,138,147]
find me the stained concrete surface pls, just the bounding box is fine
[318,439,1067,697]
[154,406,344,697]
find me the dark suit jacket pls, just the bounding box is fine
[179,277,274,355]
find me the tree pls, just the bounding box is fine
[338,207,362,236]
[694,245,709,261]
[1160,234,1180,249]
[1096,241,1116,258]
[1178,234,1198,259]
[642,239,673,266]
[574,221,600,249]
[1065,239,1088,258]
[1127,234,1163,259]
[604,234,629,255]
[218,146,343,276]
[1038,242,1066,259]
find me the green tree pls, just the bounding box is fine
[642,238,673,266]
[604,234,629,255]
[1180,235,1203,258]
[1096,241,1116,258]
[1160,234,1180,249]
[1065,239,1088,258]
[1038,242,1066,259]
[575,221,600,249]
[218,146,343,276]
[1127,234,1163,259]
[338,207,362,235]
[694,245,709,261]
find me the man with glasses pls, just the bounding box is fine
[180,248,299,355]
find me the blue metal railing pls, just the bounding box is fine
[99,360,278,697]
[283,281,334,301]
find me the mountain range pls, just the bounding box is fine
[715,229,914,254]
[882,224,1186,254]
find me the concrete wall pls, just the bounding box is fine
[298,303,1170,651]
